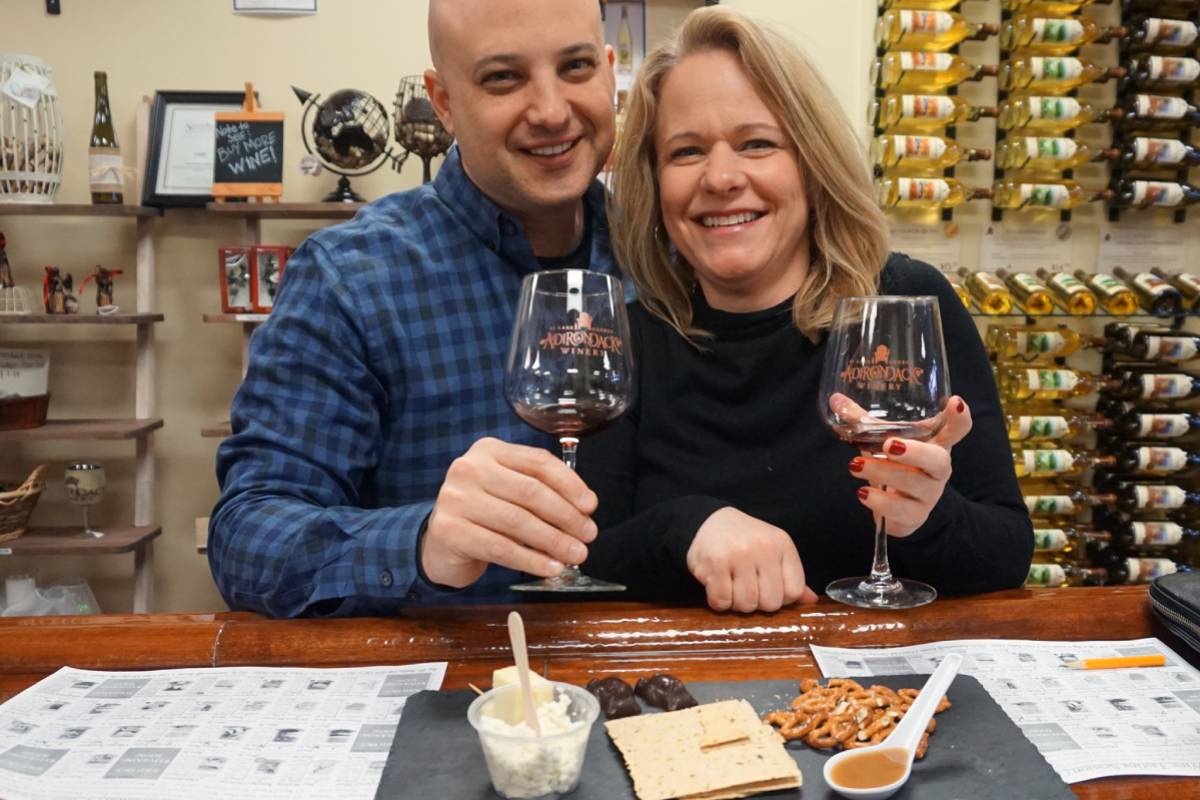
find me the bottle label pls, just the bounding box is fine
[1023,449,1073,475]
[1018,415,1070,439]
[1133,138,1187,165]
[1026,495,1077,515]
[902,94,956,119]
[1027,368,1079,391]
[1033,529,1069,551]
[1130,521,1184,546]
[1125,558,1177,583]
[900,10,954,34]
[1143,336,1198,361]
[896,135,947,160]
[1027,136,1077,160]
[1027,563,1066,587]
[899,52,954,72]
[1133,484,1187,509]
[1137,413,1190,438]
[88,150,124,194]
[1032,18,1084,44]
[1145,18,1199,48]
[897,177,951,202]
[1015,330,1066,355]
[1147,56,1200,83]
[1135,94,1188,119]
[1092,274,1126,294]
[1020,184,1071,208]
[1140,373,1194,399]
[1131,273,1172,298]
[1029,97,1082,120]
[1136,446,1188,473]
[1131,180,1186,207]
[1031,57,1084,81]
[1049,273,1088,295]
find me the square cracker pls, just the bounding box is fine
[606,700,802,800]
[698,702,753,748]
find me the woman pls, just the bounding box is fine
[580,6,1033,612]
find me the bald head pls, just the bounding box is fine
[429,0,603,73]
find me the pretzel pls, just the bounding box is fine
[763,677,950,760]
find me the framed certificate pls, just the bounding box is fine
[142,90,254,208]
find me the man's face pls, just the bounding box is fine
[427,0,616,221]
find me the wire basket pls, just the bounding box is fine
[0,54,64,203]
[0,464,48,543]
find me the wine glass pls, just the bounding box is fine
[818,296,951,609]
[64,463,106,539]
[504,269,636,592]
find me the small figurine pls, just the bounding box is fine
[81,265,123,314]
[43,265,78,315]
[0,233,13,290]
[0,233,33,315]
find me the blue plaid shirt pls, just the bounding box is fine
[209,148,617,617]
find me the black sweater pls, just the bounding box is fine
[578,254,1034,602]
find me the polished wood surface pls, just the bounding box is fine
[204,201,363,218]
[0,587,1195,799]
[0,313,163,325]
[0,525,161,555]
[0,417,163,440]
[0,203,161,217]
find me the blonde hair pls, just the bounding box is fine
[609,6,890,342]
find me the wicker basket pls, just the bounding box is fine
[0,55,64,203]
[0,392,49,430]
[0,464,48,543]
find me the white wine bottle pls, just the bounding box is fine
[871,93,999,132]
[1073,271,1139,316]
[876,10,1000,51]
[616,5,634,74]
[992,179,1113,211]
[1001,15,1125,55]
[1025,562,1108,587]
[872,52,999,92]
[997,366,1115,401]
[880,0,963,8]
[996,136,1115,171]
[949,279,973,311]
[1002,0,1113,13]
[1032,527,1110,561]
[1013,447,1117,478]
[1036,269,1098,316]
[958,268,1014,315]
[1023,487,1116,517]
[89,71,123,205]
[872,134,990,171]
[996,269,1056,316]
[875,177,992,210]
[987,324,1090,359]
[1006,412,1111,441]
[1000,56,1125,94]
[998,95,1109,133]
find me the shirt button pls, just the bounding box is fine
[379,570,394,588]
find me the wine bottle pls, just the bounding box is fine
[1023,488,1116,517]
[1073,271,1139,316]
[870,93,999,132]
[1006,412,1112,441]
[1103,368,1200,401]
[1114,137,1200,170]
[1100,442,1200,475]
[1122,0,1199,11]
[1107,409,1200,439]
[1151,268,1200,311]
[992,179,1113,211]
[872,52,999,92]
[1096,513,1200,550]
[1004,0,1112,13]
[1036,269,1098,316]
[616,5,634,74]
[1025,562,1108,587]
[1111,267,1184,317]
[997,366,1114,401]
[1033,526,1111,560]
[1001,15,1125,55]
[875,177,993,210]
[1110,94,1200,132]
[875,10,1001,51]
[996,136,1114,171]
[1013,448,1117,478]
[993,270,1056,316]
[958,268,1014,315]
[1093,475,1200,511]
[987,324,1090,359]
[1111,179,1200,210]
[879,0,963,8]
[1123,55,1200,92]
[872,134,990,171]
[1100,553,1180,584]
[1101,323,1199,362]
[949,279,973,311]
[1121,16,1200,54]
[998,95,1109,133]
[89,71,123,205]
[1000,56,1125,94]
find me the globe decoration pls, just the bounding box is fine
[392,76,454,184]
[292,86,392,202]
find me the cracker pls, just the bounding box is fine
[698,702,753,748]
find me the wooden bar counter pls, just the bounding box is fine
[1,586,1196,799]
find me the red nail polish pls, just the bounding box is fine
[849,457,865,473]
[957,399,965,414]
[888,440,907,456]
[857,487,870,501]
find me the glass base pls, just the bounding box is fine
[825,576,936,609]
[76,528,105,539]
[511,569,625,593]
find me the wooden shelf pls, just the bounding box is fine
[204,201,362,219]
[0,418,163,441]
[201,421,232,438]
[0,312,163,325]
[0,203,161,218]
[203,312,268,323]
[0,525,161,556]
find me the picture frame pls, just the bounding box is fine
[218,247,252,313]
[143,90,256,208]
[249,245,289,312]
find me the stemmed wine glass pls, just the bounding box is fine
[818,296,951,609]
[505,269,636,592]
[64,463,106,539]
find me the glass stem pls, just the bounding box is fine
[559,436,579,471]
[869,484,895,586]
[82,506,90,534]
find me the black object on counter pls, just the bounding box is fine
[634,674,698,712]
[586,677,641,720]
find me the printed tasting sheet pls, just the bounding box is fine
[0,662,446,800]
[811,637,1200,784]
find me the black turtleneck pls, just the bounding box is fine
[578,253,1033,602]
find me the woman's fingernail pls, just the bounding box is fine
[957,399,965,414]
[569,542,587,563]
[849,457,865,473]
[888,440,907,456]
[547,560,565,574]
[857,487,870,501]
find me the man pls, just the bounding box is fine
[208,0,618,617]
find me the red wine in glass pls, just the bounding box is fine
[819,296,952,609]
[505,269,635,592]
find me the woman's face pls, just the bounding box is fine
[654,49,811,313]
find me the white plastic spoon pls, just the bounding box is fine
[823,652,963,800]
[506,610,541,736]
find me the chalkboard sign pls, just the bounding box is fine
[212,83,284,203]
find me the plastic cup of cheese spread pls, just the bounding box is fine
[467,681,599,799]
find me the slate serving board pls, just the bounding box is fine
[376,676,1074,800]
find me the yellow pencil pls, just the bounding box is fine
[1065,655,1166,670]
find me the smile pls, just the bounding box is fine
[527,139,578,157]
[699,212,765,228]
